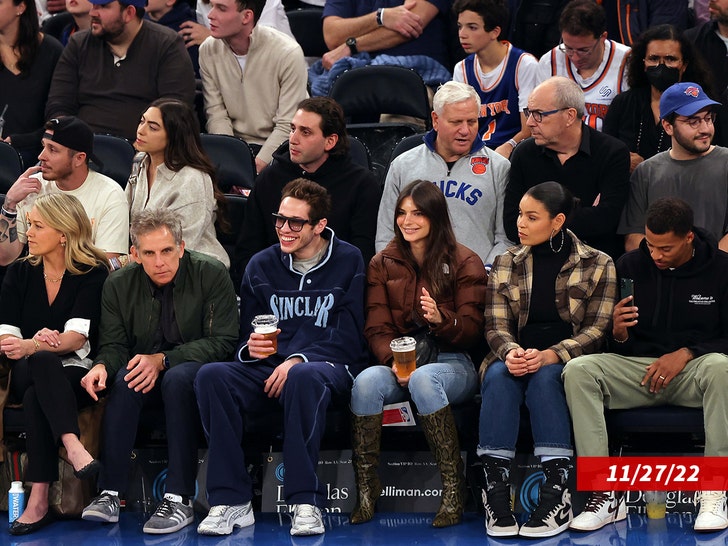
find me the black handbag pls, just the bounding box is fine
[412,328,439,367]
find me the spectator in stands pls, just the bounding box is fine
[351,180,486,528]
[37,0,68,22]
[144,0,199,76]
[178,0,291,51]
[505,77,630,259]
[376,81,512,267]
[600,0,690,46]
[618,82,728,253]
[535,0,630,131]
[479,181,615,539]
[80,208,237,535]
[128,98,229,267]
[198,0,307,174]
[194,179,368,537]
[687,0,728,96]
[235,97,380,286]
[565,197,728,534]
[0,116,129,268]
[321,0,452,76]
[60,0,92,45]
[45,0,196,141]
[2,194,109,536]
[0,0,63,167]
[603,25,716,172]
[686,0,728,145]
[452,0,538,159]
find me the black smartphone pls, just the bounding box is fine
[620,278,634,302]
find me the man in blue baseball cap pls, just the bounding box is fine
[618,82,728,253]
[45,0,195,142]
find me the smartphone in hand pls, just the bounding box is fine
[620,278,634,303]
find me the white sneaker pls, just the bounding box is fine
[197,503,255,536]
[695,491,728,532]
[570,492,626,532]
[290,504,325,536]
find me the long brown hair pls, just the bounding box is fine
[148,98,230,232]
[393,180,457,299]
[12,0,40,74]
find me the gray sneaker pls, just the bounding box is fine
[82,492,120,523]
[143,494,194,535]
[197,503,255,535]
[290,503,325,536]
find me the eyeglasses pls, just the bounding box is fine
[272,213,311,232]
[558,39,599,57]
[644,54,683,68]
[674,112,717,129]
[523,108,568,123]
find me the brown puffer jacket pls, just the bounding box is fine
[364,240,487,366]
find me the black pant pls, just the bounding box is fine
[19,352,94,483]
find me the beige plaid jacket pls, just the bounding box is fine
[482,230,617,374]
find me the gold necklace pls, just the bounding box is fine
[43,269,64,283]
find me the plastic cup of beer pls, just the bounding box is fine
[252,314,278,356]
[644,490,667,519]
[390,337,417,380]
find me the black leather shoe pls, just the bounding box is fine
[9,511,54,535]
[74,458,102,480]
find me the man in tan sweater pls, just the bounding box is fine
[199,0,308,174]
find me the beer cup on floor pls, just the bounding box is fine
[252,314,279,357]
[390,337,417,380]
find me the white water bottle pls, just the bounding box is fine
[8,481,24,524]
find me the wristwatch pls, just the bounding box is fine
[346,37,358,55]
[162,354,170,370]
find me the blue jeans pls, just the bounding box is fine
[478,360,573,459]
[350,352,478,416]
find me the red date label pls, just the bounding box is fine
[577,457,728,491]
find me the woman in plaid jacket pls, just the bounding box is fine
[478,181,617,539]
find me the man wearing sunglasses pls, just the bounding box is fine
[195,178,368,537]
[504,76,630,260]
[535,0,630,131]
[619,82,728,253]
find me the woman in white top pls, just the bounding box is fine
[128,98,230,267]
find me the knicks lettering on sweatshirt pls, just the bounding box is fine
[269,294,335,327]
[432,180,483,205]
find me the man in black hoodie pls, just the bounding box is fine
[233,97,380,290]
[563,197,728,533]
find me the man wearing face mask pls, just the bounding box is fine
[603,25,716,173]
[618,82,728,253]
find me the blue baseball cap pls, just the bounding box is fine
[88,0,147,8]
[659,82,721,120]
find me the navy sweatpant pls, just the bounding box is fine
[195,360,352,508]
[99,361,204,497]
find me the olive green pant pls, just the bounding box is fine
[562,353,728,457]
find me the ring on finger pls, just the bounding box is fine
[659,375,666,380]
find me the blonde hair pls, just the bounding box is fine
[26,193,110,274]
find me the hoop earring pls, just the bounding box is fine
[549,229,564,253]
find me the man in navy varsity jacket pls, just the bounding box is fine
[194,178,368,537]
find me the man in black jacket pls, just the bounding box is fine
[233,97,380,290]
[564,197,728,533]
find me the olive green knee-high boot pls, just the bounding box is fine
[420,405,465,527]
[350,413,383,524]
